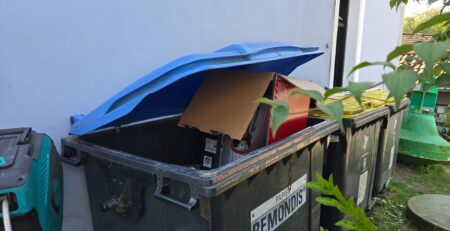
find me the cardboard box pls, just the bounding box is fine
[178,70,323,169]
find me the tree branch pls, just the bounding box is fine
[441,0,450,13]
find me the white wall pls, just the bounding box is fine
[358,0,405,83]
[0,1,337,230]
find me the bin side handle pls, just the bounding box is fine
[154,176,198,210]
[61,148,84,166]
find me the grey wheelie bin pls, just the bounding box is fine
[61,43,339,231]
[312,96,389,231]
[373,99,410,195]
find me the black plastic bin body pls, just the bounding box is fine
[62,117,338,231]
[320,108,388,231]
[372,101,409,196]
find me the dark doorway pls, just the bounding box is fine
[333,0,350,87]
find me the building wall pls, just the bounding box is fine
[358,0,405,83]
[0,1,337,230]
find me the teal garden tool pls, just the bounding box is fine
[0,128,63,231]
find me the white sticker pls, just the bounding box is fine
[388,145,395,169]
[363,135,369,152]
[202,155,213,168]
[331,135,340,143]
[361,153,369,171]
[392,131,396,144]
[204,138,218,154]
[251,174,307,231]
[357,171,368,206]
[363,156,367,171]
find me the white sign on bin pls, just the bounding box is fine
[250,174,307,231]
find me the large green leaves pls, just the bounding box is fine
[347,82,373,105]
[324,87,347,101]
[335,220,359,230]
[347,61,395,78]
[413,12,450,34]
[317,101,344,132]
[382,70,419,109]
[256,98,289,137]
[291,89,345,132]
[413,40,450,80]
[290,89,323,102]
[386,44,413,61]
[443,62,450,73]
[390,0,408,9]
[308,173,377,231]
[435,62,450,87]
[435,74,450,87]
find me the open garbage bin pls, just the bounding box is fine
[61,43,339,231]
[365,90,410,196]
[312,94,389,231]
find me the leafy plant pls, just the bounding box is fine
[307,174,377,231]
[404,8,447,34]
[259,0,449,135]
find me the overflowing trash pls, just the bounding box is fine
[178,70,323,169]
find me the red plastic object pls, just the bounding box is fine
[268,77,311,144]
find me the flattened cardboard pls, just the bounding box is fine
[178,70,324,140]
[278,74,325,95]
[178,70,274,140]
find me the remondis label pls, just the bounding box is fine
[250,174,307,231]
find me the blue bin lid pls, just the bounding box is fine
[70,42,324,135]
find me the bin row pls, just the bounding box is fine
[61,43,409,231]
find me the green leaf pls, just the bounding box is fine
[347,81,374,105]
[306,182,327,194]
[324,87,347,101]
[382,70,419,109]
[315,173,330,188]
[256,98,289,137]
[316,172,327,183]
[316,197,340,207]
[389,0,396,8]
[317,101,345,132]
[320,227,328,231]
[413,40,450,79]
[291,89,324,103]
[443,62,450,74]
[347,61,395,78]
[435,74,450,87]
[333,186,347,204]
[386,44,413,61]
[309,172,377,231]
[413,12,450,34]
[328,174,334,188]
[390,0,406,9]
[335,220,359,230]
[335,202,350,215]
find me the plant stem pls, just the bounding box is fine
[287,81,385,115]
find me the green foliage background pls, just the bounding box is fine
[404,8,447,34]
